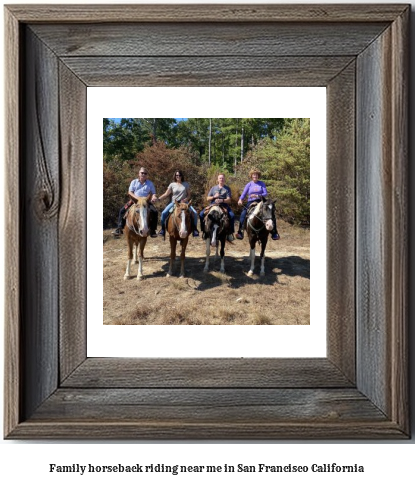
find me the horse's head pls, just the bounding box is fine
[259,198,275,232]
[205,205,229,243]
[132,197,150,237]
[173,200,192,239]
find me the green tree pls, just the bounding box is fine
[236,118,310,224]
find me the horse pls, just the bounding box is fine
[166,200,192,278]
[123,195,151,280]
[245,198,275,276]
[203,205,230,274]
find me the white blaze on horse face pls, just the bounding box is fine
[139,205,149,236]
[211,224,219,247]
[265,204,274,231]
[179,209,188,238]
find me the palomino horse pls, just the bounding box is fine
[123,195,151,280]
[245,198,275,276]
[166,200,192,278]
[203,205,230,273]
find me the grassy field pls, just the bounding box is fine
[103,220,310,325]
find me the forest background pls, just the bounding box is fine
[103,117,310,228]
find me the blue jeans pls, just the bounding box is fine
[161,202,198,229]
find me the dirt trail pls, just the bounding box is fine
[103,220,310,325]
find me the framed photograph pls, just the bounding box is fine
[4,4,409,439]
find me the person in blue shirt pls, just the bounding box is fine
[236,168,280,240]
[199,173,235,241]
[112,167,158,237]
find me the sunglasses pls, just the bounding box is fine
[175,174,182,177]
[140,172,147,175]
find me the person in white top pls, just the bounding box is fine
[157,170,199,237]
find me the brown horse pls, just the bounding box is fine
[123,195,151,280]
[166,200,192,278]
[245,198,275,276]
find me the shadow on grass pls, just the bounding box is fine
[146,254,310,291]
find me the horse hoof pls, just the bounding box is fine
[260,271,265,277]
[179,274,185,279]
[203,268,209,273]
[124,275,130,280]
[166,273,171,278]
[136,275,143,281]
[247,270,254,277]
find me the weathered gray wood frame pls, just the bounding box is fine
[4,4,409,439]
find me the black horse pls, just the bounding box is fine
[245,198,276,276]
[203,205,230,273]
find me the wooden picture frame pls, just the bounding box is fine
[4,4,409,439]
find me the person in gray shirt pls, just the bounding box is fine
[157,170,199,237]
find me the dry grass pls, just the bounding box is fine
[103,220,310,325]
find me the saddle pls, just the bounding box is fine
[204,204,228,218]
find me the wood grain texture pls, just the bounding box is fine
[4,6,21,438]
[4,4,410,440]
[61,56,354,87]
[62,358,353,388]
[32,389,386,423]
[356,8,408,427]
[326,62,356,383]
[58,63,87,381]
[6,4,409,23]
[389,8,409,432]
[7,421,406,441]
[31,22,388,57]
[21,28,60,420]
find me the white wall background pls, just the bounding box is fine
[0,0,414,486]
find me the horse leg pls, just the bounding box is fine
[136,238,146,280]
[124,237,133,280]
[248,242,256,277]
[204,238,211,272]
[134,243,138,264]
[260,237,267,276]
[179,237,188,278]
[219,237,225,274]
[167,236,176,276]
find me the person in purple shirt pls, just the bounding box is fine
[112,167,158,237]
[236,168,280,240]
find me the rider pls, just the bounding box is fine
[157,170,199,237]
[199,173,235,241]
[236,168,280,240]
[112,167,158,237]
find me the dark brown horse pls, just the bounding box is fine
[123,195,151,280]
[203,205,230,274]
[245,198,275,276]
[166,200,192,278]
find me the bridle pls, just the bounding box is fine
[172,203,190,235]
[247,201,273,234]
[127,203,148,235]
[206,206,229,236]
